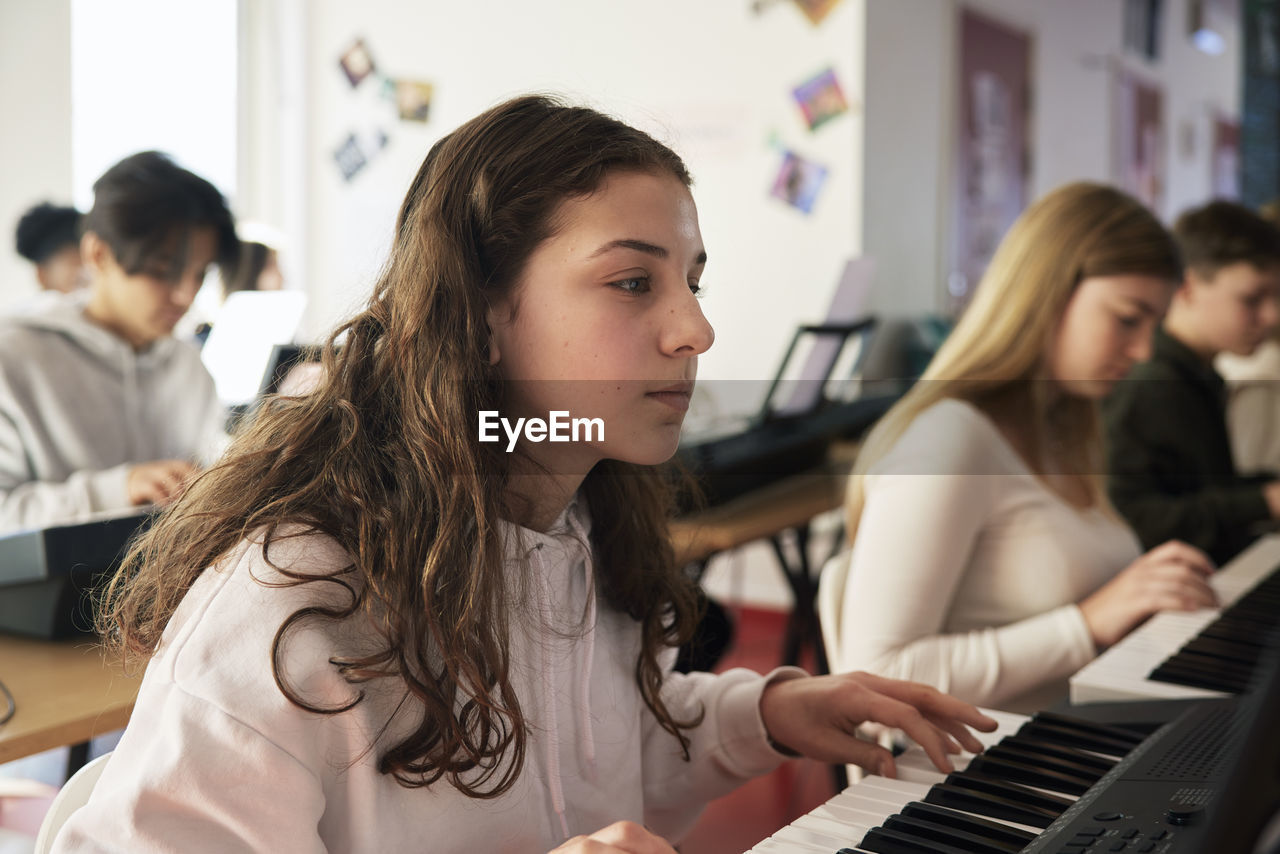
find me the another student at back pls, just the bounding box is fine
[14,202,86,295]
[1105,200,1280,566]
[0,152,237,533]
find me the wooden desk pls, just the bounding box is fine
[0,635,140,765]
[670,449,857,670]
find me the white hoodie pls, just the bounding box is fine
[0,291,225,533]
[53,500,801,852]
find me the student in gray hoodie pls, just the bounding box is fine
[0,151,238,533]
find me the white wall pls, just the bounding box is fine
[254,0,866,415]
[0,0,73,311]
[862,0,1243,318]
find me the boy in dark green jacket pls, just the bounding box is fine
[1104,201,1280,566]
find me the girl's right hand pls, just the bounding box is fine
[549,821,677,854]
[1079,540,1217,649]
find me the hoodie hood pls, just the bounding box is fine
[3,288,183,371]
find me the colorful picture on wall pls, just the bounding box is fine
[338,38,376,88]
[1114,69,1165,213]
[770,150,828,214]
[949,9,1032,311]
[395,80,435,123]
[792,67,850,131]
[792,0,843,26]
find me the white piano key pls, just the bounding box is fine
[768,822,848,850]
[790,812,870,841]
[749,836,831,854]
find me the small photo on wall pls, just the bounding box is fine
[792,0,843,26]
[792,67,850,131]
[338,38,376,88]
[770,150,828,214]
[395,80,435,123]
[333,133,368,182]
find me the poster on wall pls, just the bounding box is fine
[1212,115,1241,199]
[1114,69,1165,213]
[948,10,1032,310]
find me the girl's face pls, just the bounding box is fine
[489,170,715,471]
[1048,273,1173,398]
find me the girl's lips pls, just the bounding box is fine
[646,390,691,412]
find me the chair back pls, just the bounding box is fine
[816,549,853,673]
[33,753,111,854]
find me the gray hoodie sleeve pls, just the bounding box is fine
[0,379,134,532]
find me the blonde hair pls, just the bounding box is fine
[846,182,1181,539]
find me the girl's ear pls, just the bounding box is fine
[484,302,503,366]
[81,231,113,277]
[486,328,501,366]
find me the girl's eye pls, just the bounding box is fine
[611,276,650,294]
[689,280,704,297]
[1117,313,1141,329]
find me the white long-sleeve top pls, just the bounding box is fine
[836,398,1141,713]
[0,291,226,533]
[54,500,798,853]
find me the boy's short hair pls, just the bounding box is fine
[15,202,82,263]
[82,151,238,282]
[1173,200,1280,278]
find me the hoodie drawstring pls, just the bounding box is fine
[566,511,598,779]
[531,545,571,840]
[530,509,599,842]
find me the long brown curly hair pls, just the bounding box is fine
[98,94,704,798]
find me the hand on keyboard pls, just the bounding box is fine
[548,820,677,854]
[1079,539,1217,648]
[757,671,998,778]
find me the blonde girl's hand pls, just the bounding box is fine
[549,821,677,854]
[1079,540,1217,649]
[758,672,998,778]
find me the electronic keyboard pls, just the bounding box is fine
[749,698,1261,853]
[1070,534,1280,704]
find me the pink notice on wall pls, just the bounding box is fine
[948,9,1032,313]
[1114,69,1166,214]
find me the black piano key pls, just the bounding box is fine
[881,813,1025,853]
[1186,634,1267,659]
[967,754,1092,796]
[1147,664,1251,693]
[946,770,1073,814]
[1148,656,1254,687]
[1165,648,1260,679]
[858,825,980,854]
[997,734,1115,774]
[923,782,1061,828]
[885,814,1024,850]
[983,744,1104,783]
[1015,720,1136,757]
[899,802,1036,850]
[1027,711,1146,747]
